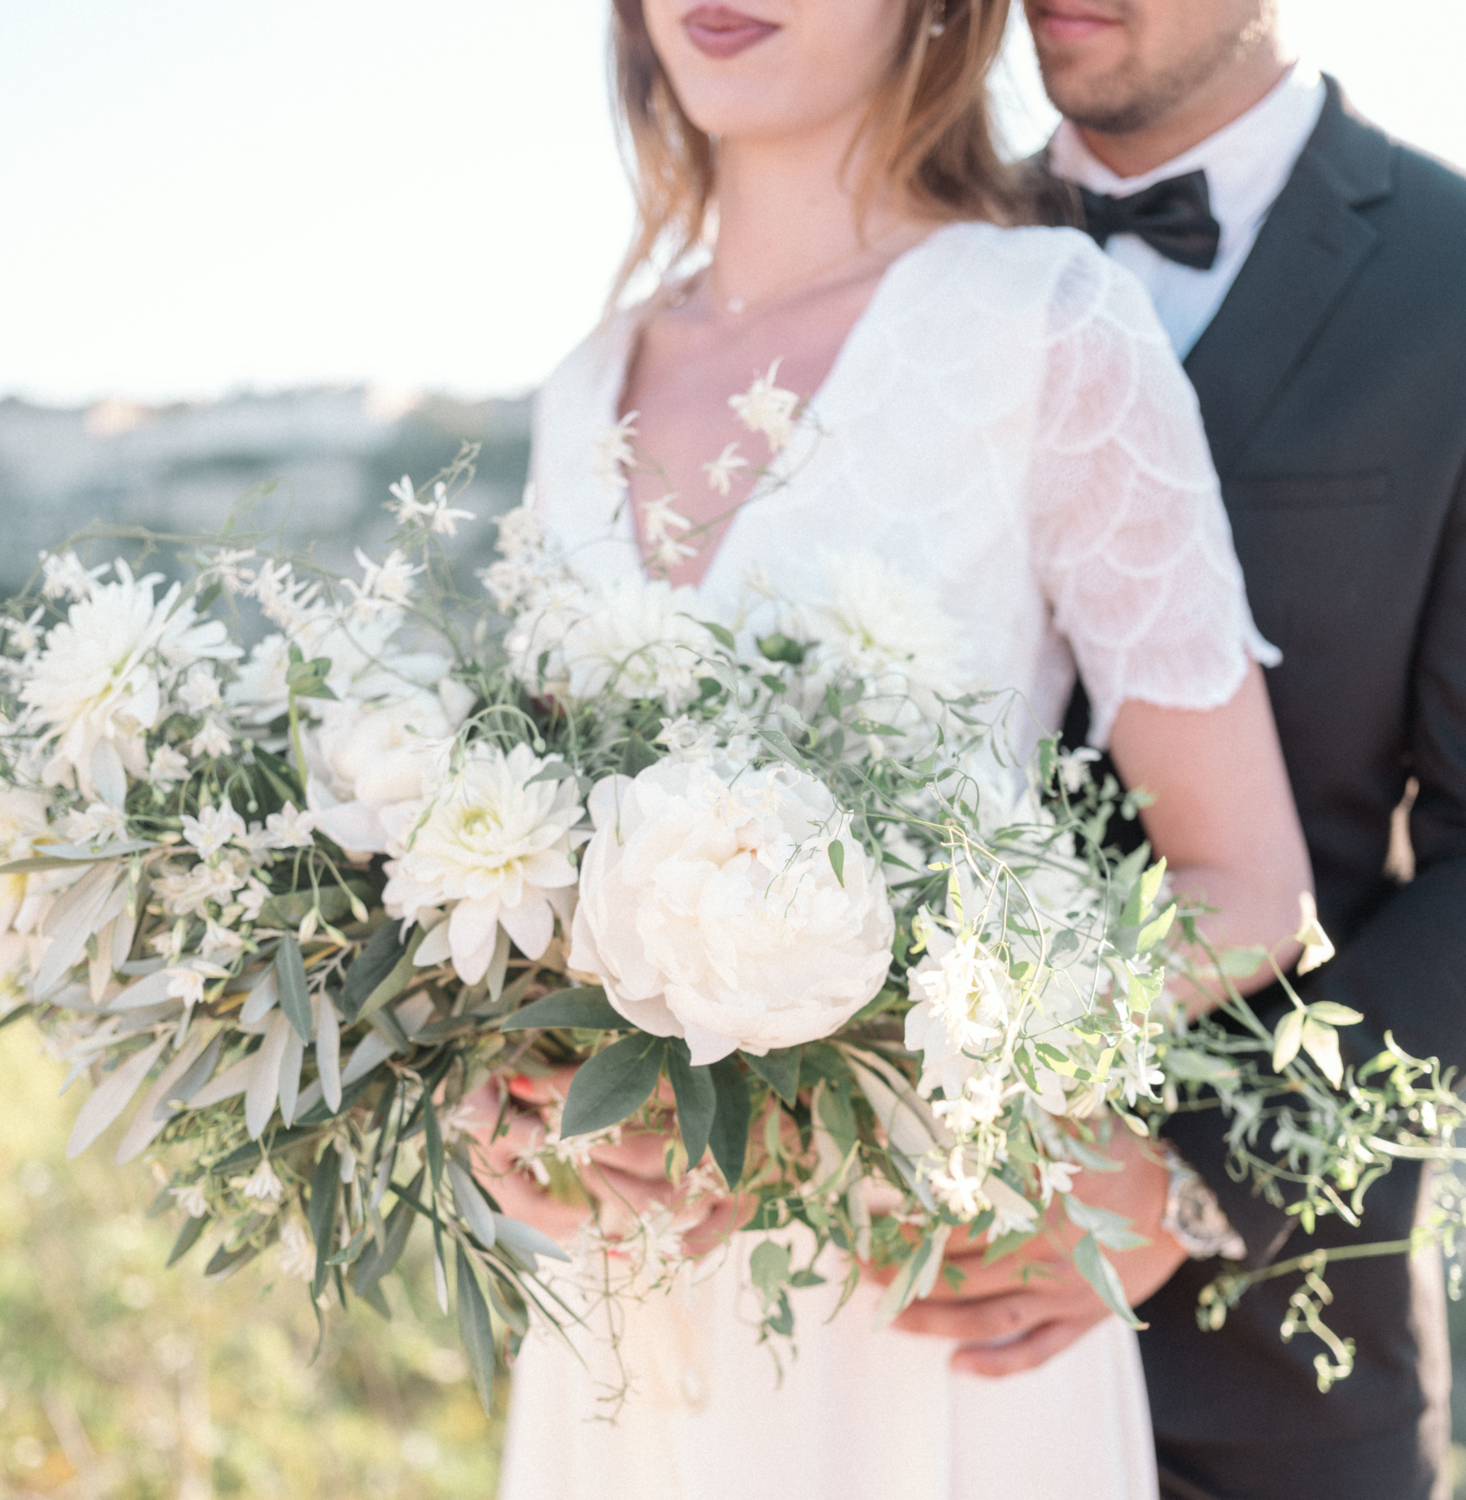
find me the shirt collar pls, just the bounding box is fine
[1049,63,1326,242]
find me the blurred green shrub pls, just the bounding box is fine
[0,1022,503,1497]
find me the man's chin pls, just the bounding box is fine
[1037,63,1171,138]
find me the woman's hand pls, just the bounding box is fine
[467,1069,747,1256]
[1109,662,1313,1016]
[868,1125,1187,1376]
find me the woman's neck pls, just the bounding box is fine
[709,114,924,309]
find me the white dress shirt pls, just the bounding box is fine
[1048,64,1327,357]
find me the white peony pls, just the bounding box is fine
[21,561,239,799]
[382,743,582,983]
[304,684,470,856]
[570,760,895,1066]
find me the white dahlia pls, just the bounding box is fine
[382,743,582,983]
[21,562,238,799]
[570,760,895,1066]
[509,576,717,709]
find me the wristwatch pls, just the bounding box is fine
[1159,1144,1247,1261]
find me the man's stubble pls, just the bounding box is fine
[1035,0,1279,137]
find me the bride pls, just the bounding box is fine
[483,1,1311,1496]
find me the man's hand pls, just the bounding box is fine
[891,1125,1189,1377]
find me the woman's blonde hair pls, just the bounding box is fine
[609,0,1029,300]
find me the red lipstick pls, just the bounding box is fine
[683,5,779,59]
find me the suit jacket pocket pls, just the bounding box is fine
[1225,477,1403,670]
[1224,471,1391,510]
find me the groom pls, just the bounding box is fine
[898,3,1466,1497]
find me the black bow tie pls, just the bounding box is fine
[1078,169,1222,271]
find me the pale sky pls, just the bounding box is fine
[0,0,1462,407]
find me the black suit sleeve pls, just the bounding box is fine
[1169,456,1466,1264]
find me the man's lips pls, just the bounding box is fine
[1030,4,1121,44]
[683,4,779,59]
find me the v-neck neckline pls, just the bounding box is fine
[599,221,968,594]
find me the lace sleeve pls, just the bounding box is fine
[1027,240,1278,747]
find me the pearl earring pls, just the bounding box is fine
[929,0,946,36]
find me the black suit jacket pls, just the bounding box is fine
[1060,79,1466,1500]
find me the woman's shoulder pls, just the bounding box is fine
[891,219,1147,336]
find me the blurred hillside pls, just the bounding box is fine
[0,388,533,597]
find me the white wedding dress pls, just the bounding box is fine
[498,222,1275,1500]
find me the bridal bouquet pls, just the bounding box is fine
[2,445,1460,1410]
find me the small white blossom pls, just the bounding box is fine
[264,802,316,850]
[930,1148,989,1220]
[181,803,247,858]
[593,411,639,490]
[386,475,431,524]
[729,361,799,453]
[177,664,223,715]
[1294,891,1336,976]
[5,607,45,656]
[1037,1159,1078,1205]
[702,442,749,496]
[426,482,475,536]
[240,1158,285,1205]
[238,881,270,922]
[170,1181,209,1218]
[1056,746,1101,795]
[149,744,190,787]
[200,547,257,594]
[656,714,720,761]
[641,494,697,571]
[198,921,246,963]
[189,718,233,759]
[164,967,207,1009]
[62,801,129,845]
[40,551,108,602]
[345,547,423,622]
[276,1218,317,1281]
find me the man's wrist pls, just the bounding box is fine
[1158,1143,1246,1261]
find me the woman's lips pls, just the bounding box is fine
[682,4,779,59]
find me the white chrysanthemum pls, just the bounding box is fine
[305,685,469,855]
[570,760,895,1065]
[790,552,967,732]
[382,743,582,983]
[511,577,717,708]
[21,561,239,799]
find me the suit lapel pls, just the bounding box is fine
[1184,79,1394,474]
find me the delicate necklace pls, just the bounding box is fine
[708,227,908,320]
